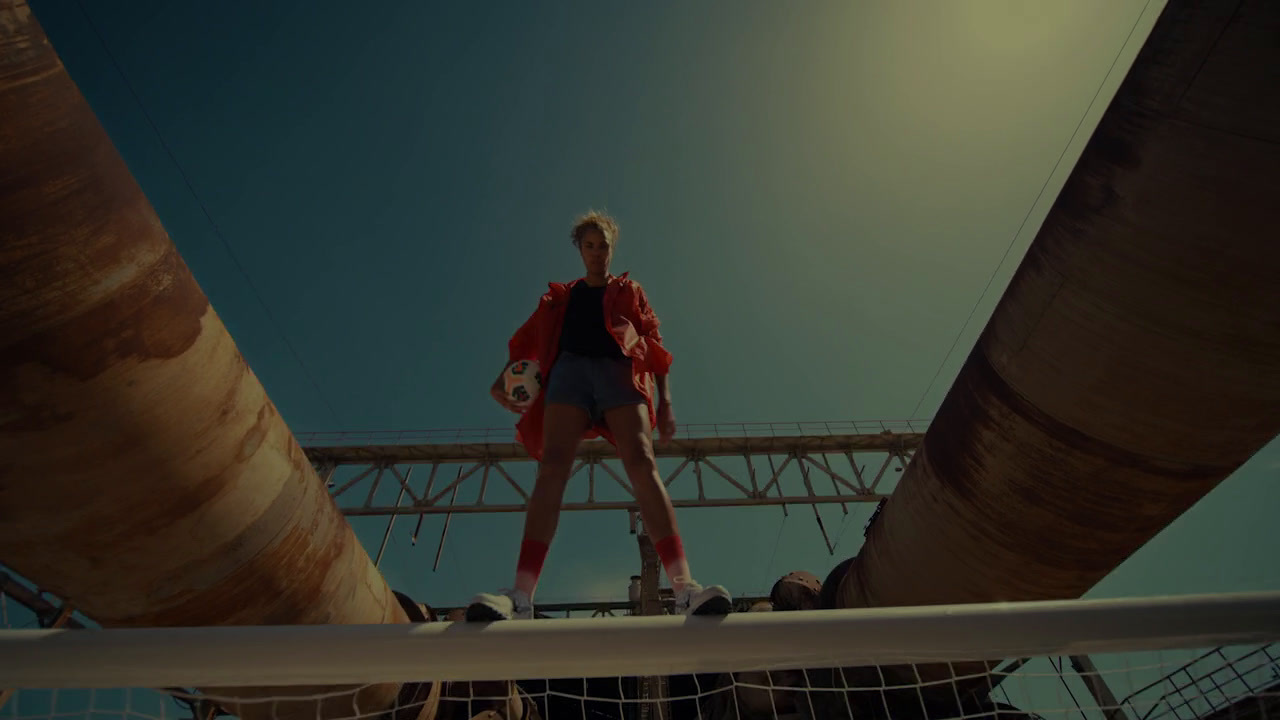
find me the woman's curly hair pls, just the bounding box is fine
[570,210,619,247]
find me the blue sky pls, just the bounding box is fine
[13,0,1279,621]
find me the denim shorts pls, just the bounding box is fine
[545,351,646,423]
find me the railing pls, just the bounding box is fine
[6,592,1280,688]
[294,419,932,447]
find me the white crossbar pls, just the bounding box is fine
[2,592,1278,688]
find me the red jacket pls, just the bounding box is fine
[507,272,673,460]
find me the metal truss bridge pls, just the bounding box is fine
[303,419,926,559]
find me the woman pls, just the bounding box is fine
[466,211,732,621]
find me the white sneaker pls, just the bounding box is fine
[464,589,534,621]
[674,582,732,616]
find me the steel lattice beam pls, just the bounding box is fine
[306,430,922,517]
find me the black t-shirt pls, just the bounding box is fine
[558,280,625,358]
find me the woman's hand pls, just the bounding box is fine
[656,401,676,443]
[490,374,525,414]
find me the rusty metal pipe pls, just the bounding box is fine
[834,0,1280,703]
[0,3,417,719]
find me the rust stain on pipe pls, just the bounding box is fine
[833,0,1280,707]
[0,3,418,718]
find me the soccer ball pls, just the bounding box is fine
[503,359,543,409]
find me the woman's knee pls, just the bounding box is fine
[617,433,657,474]
[539,442,578,480]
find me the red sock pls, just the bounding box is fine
[654,534,693,593]
[514,538,549,599]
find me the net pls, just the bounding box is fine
[3,589,1278,720]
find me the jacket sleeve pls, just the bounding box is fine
[634,284,674,375]
[507,303,540,365]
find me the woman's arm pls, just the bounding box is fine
[655,373,672,407]
[633,284,673,376]
[634,284,678,441]
[507,307,539,365]
[492,302,541,414]
[654,371,676,442]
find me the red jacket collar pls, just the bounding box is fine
[547,272,629,297]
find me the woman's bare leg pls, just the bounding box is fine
[603,403,689,589]
[513,402,592,598]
